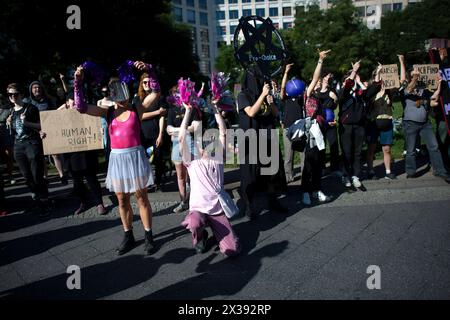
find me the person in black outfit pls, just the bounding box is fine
[6,83,50,216]
[338,60,381,189]
[135,73,167,191]
[280,63,305,183]
[237,66,288,219]
[56,95,107,215]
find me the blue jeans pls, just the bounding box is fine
[403,120,447,176]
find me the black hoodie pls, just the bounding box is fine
[23,81,54,111]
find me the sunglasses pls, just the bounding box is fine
[8,93,19,97]
[142,81,150,85]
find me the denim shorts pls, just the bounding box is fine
[366,121,394,146]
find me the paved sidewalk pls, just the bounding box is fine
[1,160,449,300]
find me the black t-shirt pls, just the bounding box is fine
[237,92,277,130]
[167,105,200,129]
[11,104,41,142]
[283,96,304,128]
[137,95,166,141]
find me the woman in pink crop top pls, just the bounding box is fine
[73,61,160,256]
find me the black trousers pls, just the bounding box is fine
[143,137,164,186]
[301,146,322,193]
[339,124,365,178]
[14,140,48,200]
[71,169,103,205]
[321,125,340,172]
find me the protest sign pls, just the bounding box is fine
[413,64,440,90]
[40,109,103,155]
[380,64,400,89]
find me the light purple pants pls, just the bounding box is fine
[182,211,240,257]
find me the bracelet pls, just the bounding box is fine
[318,60,323,64]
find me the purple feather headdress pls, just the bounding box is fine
[81,61,106,85]
[210,72,230,101]
[117,60,137,84]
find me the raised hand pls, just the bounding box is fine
[262,83,271,97]
[319,49,331,61]
[134,61,148,71]
[351,60,361,72]
[285,63,294,73]
[74,66,84,80]
[397,54,405,62]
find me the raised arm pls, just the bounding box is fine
[59,73,68,93]
[197,82,205,98]
[73,66,107,117]
[406,69,420,93]
[179,104,193,164]
[430,76,442,107]
[398,54,406,83]
[280,63,293,100]
[211,99,227,149]
[135,61,161,113]
[307,50,331,97]
[244,83,271,118]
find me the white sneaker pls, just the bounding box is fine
[313,191,330,203]
[302,192,311,206]
[173,201,189,213]
[352,176,362,188]
[342,176,351,187]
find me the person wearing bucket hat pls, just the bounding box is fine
[73,61,161,255]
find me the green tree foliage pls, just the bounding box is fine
[214,44,242,86]
[0,0,200,94]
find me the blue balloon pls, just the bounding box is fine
[285,79,306,97]
[325,108,335,123]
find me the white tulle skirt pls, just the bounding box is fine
[106,146,154,193]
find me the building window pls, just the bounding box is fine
[200,29,209,42]
[356,6,365,17]
[255,0,264,2]
[173,7,183,22]
[283,22,293,29]
[382,4,392,14]
[216,26,226,36]
[393,3,403,11]
[187,10,196,24]
[242,9,252,17]
[201,44,210,59]
[230,25,237,35]
[269,7,278,17]
[186,0,195,8]
[215,0,224,4]
[255,8,265,17]
[229,10,239,19]
[242,0,251,3]
[200,12,208,26]
[216,11,225,20]
[282,7,292,16]
[199,0,207,10]
[173,0,181,4]
[228,0,238,4]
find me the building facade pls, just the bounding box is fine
[320,0,422,29]
[171,0,422,75]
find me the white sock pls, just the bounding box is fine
[145,228,151,232]
[386,170,391,174]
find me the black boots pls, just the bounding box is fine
[116,230,136,256]
[195,229,208,254]
[144,230,156,255]
[268,196,288,214]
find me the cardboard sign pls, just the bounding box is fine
[40,109,104,155]
[413,64,440,90]
[380,64,400,89]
